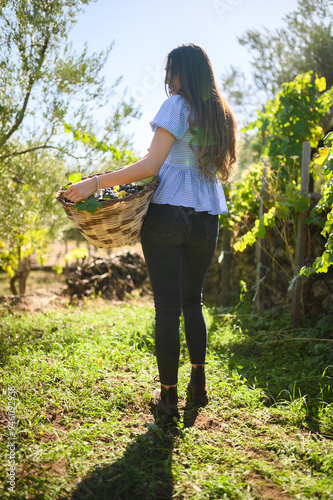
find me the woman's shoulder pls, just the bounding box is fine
[151,95,192,139]
[159,94,189,114]
[167,94,185,105]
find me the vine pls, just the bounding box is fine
[63,124,140,164]
[228,72,333,265]
[300,132,333,275]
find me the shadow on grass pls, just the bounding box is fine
[183,406,200,428]
[209,305,333,431]
[66,425,175,500]
[64,402,202,500]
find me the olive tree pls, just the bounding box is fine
[0,0,140,293]
[221,0,333,127]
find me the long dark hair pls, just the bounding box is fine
[165,43,237,181]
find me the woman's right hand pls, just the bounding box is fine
[63,177,97,204]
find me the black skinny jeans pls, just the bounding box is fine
[140,203,219,386]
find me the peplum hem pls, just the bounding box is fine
[152,163,228,215]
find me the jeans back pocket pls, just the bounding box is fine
[141,203,181,238]
[199,212,219,240]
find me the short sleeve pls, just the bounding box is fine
[150,95,190,139]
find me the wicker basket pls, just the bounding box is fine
[56,173,160,249]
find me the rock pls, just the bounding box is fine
[309,192,322,208]
[272,247,288,261]
[311,234,326,258]
[311,280,329,301]
[322,293,333,312]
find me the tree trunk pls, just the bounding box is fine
[10,256,31,295]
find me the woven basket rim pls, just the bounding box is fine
[56,175,159,248]
[56,174,159,209]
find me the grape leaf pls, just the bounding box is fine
[68,173,82,184]
[74,197,102,213]
[314,147,329,166]
[62,172,82,189]
[324,131,333,145]
[315,76,326,93]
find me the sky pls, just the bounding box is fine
[67,0,300,156]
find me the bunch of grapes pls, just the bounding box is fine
[63,182,143,206]
[101,187,118,200]
[99,183,142,201]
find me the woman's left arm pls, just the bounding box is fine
[64,127,175,203]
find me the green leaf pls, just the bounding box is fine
[256,219,266,238]
[89,134,97,146]
[96,141,109,153]
[73,129,82,141]
[64,123,72,134]
[315,76,326,93]
[68,173,82,184]
[314,147,329,166]
[81,132,91,145]
[263,207,276,227]
[234,231,256,252]
[324,132,333,145]
[64,124,140,163]
[73,197,102,214]
[65,247,89,261]
[300,265,315,277]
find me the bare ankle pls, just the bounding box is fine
[161,384,177,390]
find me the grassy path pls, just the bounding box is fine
[0,299,332,499]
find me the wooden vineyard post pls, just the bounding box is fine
[255,158,268,315]
[291,142,311,325]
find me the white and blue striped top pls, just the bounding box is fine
[149,94,228,215]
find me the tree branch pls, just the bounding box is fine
[0,144,88,161]
[0,34,50,150]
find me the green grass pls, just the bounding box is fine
[0,298,333,499]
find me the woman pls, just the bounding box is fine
[64,43,237,424]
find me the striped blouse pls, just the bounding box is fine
[149,94,228,215]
